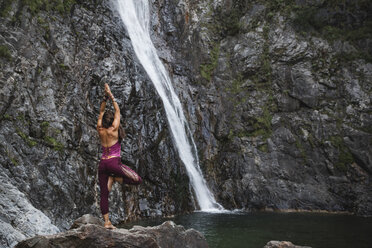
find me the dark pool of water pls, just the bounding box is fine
[119,211,372,248]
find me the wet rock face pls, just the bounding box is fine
[16,215,209,248]
[153,0,372,215]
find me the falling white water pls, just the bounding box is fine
[116,0,223,211]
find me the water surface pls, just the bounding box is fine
[120,211,372,248]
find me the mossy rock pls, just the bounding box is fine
[330,136,354,171]
[20,0,76,16]
[0,45,12,61]
[45,136,64,151]
[16,129,37,147]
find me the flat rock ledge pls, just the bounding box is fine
[15,214,208,248]
[264,240,312,248]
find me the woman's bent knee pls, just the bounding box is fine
[134,175,142,185]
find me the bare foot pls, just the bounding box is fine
[107,176,114,192]
[104,221,116,229]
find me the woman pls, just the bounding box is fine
[97,83,142,229]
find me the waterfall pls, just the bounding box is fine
[116,0,223,211]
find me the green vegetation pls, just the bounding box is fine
[254,0,372,63]
[360,125,372,134]
[0,45,12,60]
[226,101,273,142]
[5,148,19,166]
[16,129,37,147]
[264,0,295,13]
[200,42,220,82]
[3,145,18,166]
[3,114,12,120]
[10,156,19,166]
[3,0,76,22]
[40,121,50,133]
[45,136,64,151]
[258,143,268,153]
[254,22,272,89]
[0,0,13,17]
[291,1,372,62]
[21,0,76,15]
[16,114,25,122]
[332,49,372,65]
[329,136,354,171]
[40,121,63,151]
[224,4,277,142]
[251,107,272,139]
[308,133,316,148]
[37,16,51,40]
[227,129,235,140]
[198,0,249,86]
[226,74,244,95]
[212,1,247,36]
[223,8,276,141]
[59,63,69,70]
[37,15,47,26]
[295,137,307,161]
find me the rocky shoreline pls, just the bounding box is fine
[16,214,311,248]
[254,207,353,215]
[15,214,209,248]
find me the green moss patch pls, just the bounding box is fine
[16,129,37,147]
[21,0,76,16]
[0,0,13,17]
[0,45,12,60]
[291,1,372,62]
[40,121,50,133]
[45,136,64,151]
[258,143,268,153]
[200,42,220,82]
[295,137,307,162]
[251,107,273,139]
[330,136,354,171]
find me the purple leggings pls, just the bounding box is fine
[98,157,142,215]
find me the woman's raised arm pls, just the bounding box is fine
[105,84,120,130]
[97,94,108,131]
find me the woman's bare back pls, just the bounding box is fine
[98,127,119,147]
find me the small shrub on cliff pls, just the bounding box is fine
[212,0,248,37]
[0,45,12,60]
[0,0,13,17]
[45,136,64,151]
[291,0,372,62]
[330,136,354,171]
[248,107,273,140]
[200,43,220,82]
[16,129,37,147]
[21,0,76,16]
[40,121,50,133]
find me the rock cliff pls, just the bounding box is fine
[0,0,371,247]
[152,0,372,213]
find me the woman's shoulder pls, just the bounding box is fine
[107,125,119,132]
[107,126,119,136]
[97,126,106,133]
